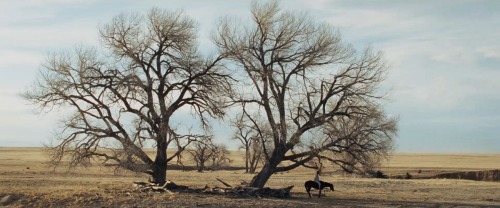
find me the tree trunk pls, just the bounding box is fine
[249,163,275,188]
[152,139,167,185]
[249,153,257,174]
[249,147,285,188]
[249,165,256,174]
[152,160,167,185]
[198,162,205,172]
[245,147,250,173]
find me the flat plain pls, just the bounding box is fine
[0,147,499,207]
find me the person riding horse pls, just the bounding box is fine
[304,180,334,198]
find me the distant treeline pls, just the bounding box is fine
[433,169,499,182]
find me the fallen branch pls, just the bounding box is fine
[216,178,232,187]
[131,180,187,193]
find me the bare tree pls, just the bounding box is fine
[187,136,211,172]
[214,1,397,188]
[188,137,231,172]
[232,113,252,173]
[248,137,266,173]
[231,109,268,173]
[210,143,231,168]
[22,8,233,185]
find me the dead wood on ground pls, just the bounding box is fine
[129,179,294,198]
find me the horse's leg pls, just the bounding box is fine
[318,188,322,198]
[307,188,311,198]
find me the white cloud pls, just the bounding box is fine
[431,46,477,65]
[0,50,43,68]
[0,21,98,50]
[0,90,58,146]
[414,77,471,108]
[477,46,500,59]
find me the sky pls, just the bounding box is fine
[1,0,499,153]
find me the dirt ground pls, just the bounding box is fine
[0,148,499,207]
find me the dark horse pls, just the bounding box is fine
[304,180,334,198]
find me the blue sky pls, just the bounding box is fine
[1,0,499,153]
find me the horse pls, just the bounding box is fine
[304,180,334,198]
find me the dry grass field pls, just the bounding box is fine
[0,147,499,207]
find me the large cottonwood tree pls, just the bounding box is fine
[214,1,397,188]
[23,8,233,185]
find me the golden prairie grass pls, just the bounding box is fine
[381,153,500,178]
[385,153,500,169]
[0,147,499,207]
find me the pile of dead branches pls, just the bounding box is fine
[131,180,188,193]
[130,178,294,198]
[202,178,294,198]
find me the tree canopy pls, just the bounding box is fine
[23,8,233,185]
[214,1,397,188]
[24,1,397,188]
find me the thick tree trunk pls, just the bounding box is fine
[152,139,167,185]
[197,162,205,172]
[249,163,275,188]
[152,161,167,185]
[249,146,285,188]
